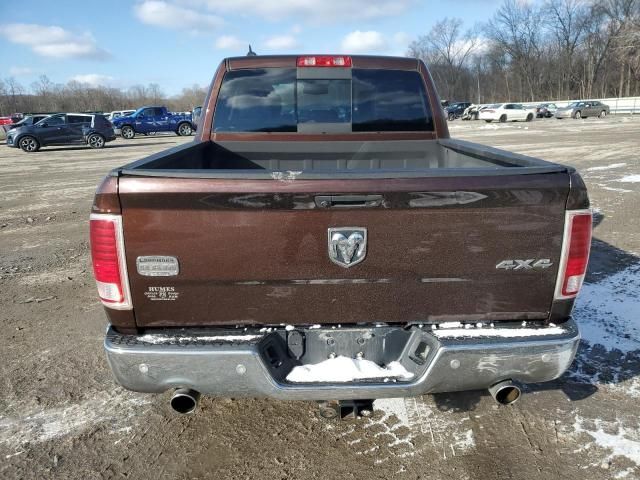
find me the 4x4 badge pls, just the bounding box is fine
[328,227,367,268]
[495,259,553,270]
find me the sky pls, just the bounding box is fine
[0,0,503,96]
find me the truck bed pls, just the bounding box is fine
[116,138,566,179]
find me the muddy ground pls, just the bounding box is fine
[1,118,639,479]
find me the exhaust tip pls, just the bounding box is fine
[489,380,521,405]
[170,388,200,414]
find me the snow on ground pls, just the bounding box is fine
[586,163,627,171]
[601,186,633,193]
[563,260,640,473]
[334,396,477,464]
[573,262,640,353]
[569,259,640,404]
[618,175,640,183]
[570,415,640,475]
[0,389,152,447]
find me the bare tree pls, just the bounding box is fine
[30,75,56,111]
[147,83,164,104]
[408,18,479,100]
[546,0,590,98]
[174,84,208,111]
[485,0,546,101]
[3,77,26,113]
[580,0,639,96]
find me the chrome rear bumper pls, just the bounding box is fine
[105,320,580,400]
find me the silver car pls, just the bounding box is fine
[555,100,610,119]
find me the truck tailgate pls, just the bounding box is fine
[118,173,568,328]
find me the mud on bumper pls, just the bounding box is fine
[104,320,580,401]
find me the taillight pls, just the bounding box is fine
[90,214,132,309]
[555,210,592,299]
[297,56,352,67]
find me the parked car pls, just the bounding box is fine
[555,101,610,119]
[93,54,589,416]
[111,106,194,139]
[535,103,557,118]
[461,104,487,120]
[106,110,135,121]
[445,102,472,120]
[6,113,116,152]
[479,103,535,123]
[3,114,49,133]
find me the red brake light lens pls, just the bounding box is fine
[555,210,592,299]
[297,56,352,67]
[90,214,131,309]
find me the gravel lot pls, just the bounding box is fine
[1,118,639,480]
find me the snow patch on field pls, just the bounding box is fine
[403,397,477,458]
[586,163,627,171]
[374,398,411,429]
[0,389,151,446]
[568,263,640,398]
[572,416,640,470]
[601,186,633,193]
[287,356,414,383]
[618,175,640,183]
[574,263,640,353]
[569,262,640,400]
[561,259,640,476]
[334,396,478,465]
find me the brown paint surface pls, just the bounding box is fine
[118,174,568,327]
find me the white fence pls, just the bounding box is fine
[524,96,640,115]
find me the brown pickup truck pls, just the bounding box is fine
[91,55,591,417]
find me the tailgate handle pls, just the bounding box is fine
[315,195,383,208]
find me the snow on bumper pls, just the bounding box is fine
[104,319,580,400]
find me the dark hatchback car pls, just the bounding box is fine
[6,113,116,152]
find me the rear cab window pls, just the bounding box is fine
[213,67,433,133]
